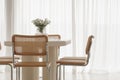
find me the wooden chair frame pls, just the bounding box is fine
[12,34,51,80]
[56,35,94,80]
[0,42,19,80]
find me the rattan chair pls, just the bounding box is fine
[48,34,61,40]
[48,34,61,56]
[12,34,51,80]
[0,42,19,80]
[56,35,94,80]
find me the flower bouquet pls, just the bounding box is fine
[32,18,51,33]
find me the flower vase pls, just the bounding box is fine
[35,29,47,35]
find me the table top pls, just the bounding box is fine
[4,39,71,47]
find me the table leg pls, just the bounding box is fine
[22,56,39,80]
[43,46,58,80]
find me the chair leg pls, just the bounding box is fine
[19,67,20,80]
[47,66,51,80]
[8,64,13,80]
[59,65,61,80]
[16,67,20,80]
[56,64,60,80]
[63,66,65,80]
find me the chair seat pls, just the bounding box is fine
[57,58,87,66]
[0,56,20,64]
[14,62,50,67]
[0,56,20,59]
[0,59,13,64]
[60,57,87,60]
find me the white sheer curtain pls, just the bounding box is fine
[12,0,73,59]
[1,0,120,73]
[75,0,120,73]
[0,0,7,71]
[0,0,6,55]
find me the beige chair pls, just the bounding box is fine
[12,34,51,80]
[0,42,19,80]
[48,34,61,40]
[56,35,94,80]
[48,34,61,56]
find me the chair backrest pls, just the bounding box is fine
[48,34,61,56]
[0,42,1,50]
[48,34,61,40]
[12,35,48,56]
[85,35,94,64]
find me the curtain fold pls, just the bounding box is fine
[77,0,120,73]
[0,0,7,72]
[0,0,6,56]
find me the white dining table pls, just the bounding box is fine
[4,39,71,80]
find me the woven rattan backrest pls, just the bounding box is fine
[12,35,48,56]
[48,34,61,49]
[48,34,61,40]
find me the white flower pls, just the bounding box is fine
[32,18,50,26]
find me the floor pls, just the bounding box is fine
[0,69,120,80]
